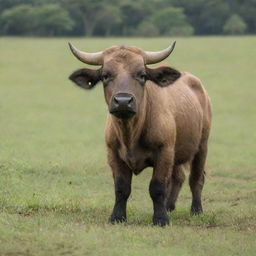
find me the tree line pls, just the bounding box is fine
[0,0,255,37]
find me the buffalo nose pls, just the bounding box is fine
[113,94,134,107]
[110,93,136,118]
[114,95,133,106]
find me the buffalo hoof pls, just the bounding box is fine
[166,203,175,212]
[108,215,126,224]
[190,204,203,216]
[153,215,169,227]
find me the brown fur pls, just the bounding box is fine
[69,46,212,226]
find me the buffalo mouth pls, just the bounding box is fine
[110,109,136,119]
[109,93,137,119]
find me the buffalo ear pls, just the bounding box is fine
[69,68,101,89]
[146,66,181,87]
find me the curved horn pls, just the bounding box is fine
[68,42,103,65]
[144,41,176,64]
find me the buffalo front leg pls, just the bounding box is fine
[108,151,132,224]
[149,147,174,226]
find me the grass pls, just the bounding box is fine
[0,36,255,255]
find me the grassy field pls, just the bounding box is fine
[0,36,255,255]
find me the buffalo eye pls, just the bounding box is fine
[101,71,113,86]
[102,74,109,80]
[136,71,147,84]
[101,71,113,84]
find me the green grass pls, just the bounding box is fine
[0,36,255,255]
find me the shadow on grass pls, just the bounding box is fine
[1,200,219,228]
[2,200,254,230]
[126,208,220,228]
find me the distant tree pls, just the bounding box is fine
[0,3,74,36]
[168,0,205,35]
[95,5,121,36]
[223,14,247,34]
[136,21,160,37]
[199,0,230,34]
[32,4,74,36]
[0,4,34,35]
[0,0,255,36]
[170,0,230,35]
[120,1,151,36]
[0,0,32,12]
[61,0,104,37]
[151,7,193,36]
[234,0,256,34]
[169,25,194,37]
[0,0,59,12]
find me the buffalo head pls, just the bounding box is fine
[69,42,180,119]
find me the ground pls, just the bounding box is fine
[0,36,255,255]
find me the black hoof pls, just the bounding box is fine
[190,199,203,216]
[153,215,169,226]
[190,206,203,216]
[108,215,126,224]
[166,203,175,212]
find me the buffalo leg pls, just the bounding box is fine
[149,147,174,226]
[189,141,208,215]
[108,151,132,223]
[166,165,185,212]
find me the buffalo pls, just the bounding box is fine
[68,42,212,226]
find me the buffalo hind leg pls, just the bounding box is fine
[166,165,185,212]
[189,141,208,215]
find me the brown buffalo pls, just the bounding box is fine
[68,42,212,226]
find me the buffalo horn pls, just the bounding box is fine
[68,42,103,65]
[144,41,176,64]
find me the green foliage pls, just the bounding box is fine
[223,14,247,35]
[169,25,194,37]
[0,3,74,36]
[61,0,105,36]
[95,5,121,36]
[120,1,151,36]
[0,36,256,256]
[32,4,74,36]
[235,0,256,33]
[151,7,186,34]
[196,0,230,34]
[0,4,34,35]
[0,1,256,37]
[136,21,160,37]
